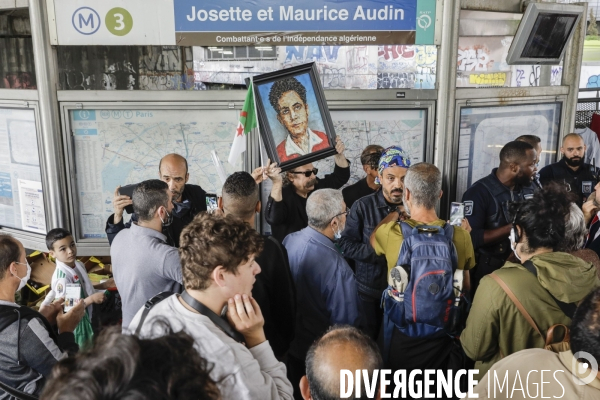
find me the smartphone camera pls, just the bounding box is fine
[449,202,465,226]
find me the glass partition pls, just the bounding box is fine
[455,102,562,201]
[0,106,46,233]
[66,107,239,240]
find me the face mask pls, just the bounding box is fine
[509,229,522,262]
[159,207,173,227]
[13,261,31,292]
[334,227,342,240]
[333,220,345,241]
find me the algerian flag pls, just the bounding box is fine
[228,85,257,166]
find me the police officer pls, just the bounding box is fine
[516,135,543,189]
[462,141,538,294]
[538,133,600,208]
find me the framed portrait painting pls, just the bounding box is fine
[253,62,337,171]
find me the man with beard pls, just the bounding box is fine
[370,163,474,390]
[461,141,537,295]
[338,145,410,339]
[539,133,600,207]
[265,137,350,243]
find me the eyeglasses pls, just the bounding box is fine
[290,168,318,178]
[332,207,350,220]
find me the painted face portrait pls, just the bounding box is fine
[276,90,309,140]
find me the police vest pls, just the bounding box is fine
[548,163,597,206]
[477,173,535,256]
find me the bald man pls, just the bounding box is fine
[300,326,382,400]
[539,133,600,207]
[105,153,207,247]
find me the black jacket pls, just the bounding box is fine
[265,164,350,243]
[342,177,377,209]
[539,158,600,207]
[338,189,392,299]
[253,235,296,359]
[105,184,207,247]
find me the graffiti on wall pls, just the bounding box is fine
[58,46,198,91]
[377,45,436,89]
[276,45,378,89]
[0,37,36,89]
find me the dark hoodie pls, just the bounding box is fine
[0,301,77,398]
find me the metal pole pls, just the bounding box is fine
[29,0,69,230]
[562,3,588,136]
[436,0,461,216]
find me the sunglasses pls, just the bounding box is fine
[290,168,318,178]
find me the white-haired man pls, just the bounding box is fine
[283,188,363,399]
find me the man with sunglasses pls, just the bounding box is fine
[111,179,183,330]
[265,136,350,243]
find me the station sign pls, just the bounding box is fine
[174,0,436,46]
[50,0,435,46]
[52,0,175,45]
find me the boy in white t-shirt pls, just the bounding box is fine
[46,228,114,345]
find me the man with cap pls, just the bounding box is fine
[339,145,411,339]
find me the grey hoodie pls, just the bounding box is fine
[0,300,76,399]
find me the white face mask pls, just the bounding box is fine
[13,261,31,292]
[159,207,173,227]
[333,219,345,240]
[509,229,522,262]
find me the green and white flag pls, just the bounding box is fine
[228,85,257,166]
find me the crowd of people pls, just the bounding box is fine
[1,133,600,399]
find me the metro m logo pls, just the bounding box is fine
[72,7,101,35]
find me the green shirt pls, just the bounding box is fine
[373,218,476,275]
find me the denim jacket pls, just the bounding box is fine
[338,190,395,299]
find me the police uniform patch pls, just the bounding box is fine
[464,200,473,216]
[524,194,534,200]
[583,181,593,194]
[55,278,67,297]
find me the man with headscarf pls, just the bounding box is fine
[339,145,411,339]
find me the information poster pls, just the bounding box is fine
[456,102,562,201]
[69,108,239,239]
[18,179,46,234]
[0,107,46,234]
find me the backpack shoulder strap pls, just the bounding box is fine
[134,291,174,335]
[490,273,544,340]
[395,222,415,267]
[0,379,39,400]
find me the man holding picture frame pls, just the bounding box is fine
[264,137,350,244]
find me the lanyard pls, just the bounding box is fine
[180,291,245,344]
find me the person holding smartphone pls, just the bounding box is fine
[106,153,208,247]
[0,235,85,398]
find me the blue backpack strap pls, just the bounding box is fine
[382,310,395,365]
[395,221,413,267]
[443,223,459,272]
